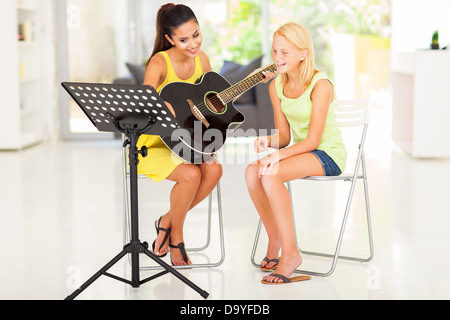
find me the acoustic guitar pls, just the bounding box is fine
[160,63,277,163]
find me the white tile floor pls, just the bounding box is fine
[1,106,450,300]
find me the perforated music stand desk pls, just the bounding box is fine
[61,82,209,300]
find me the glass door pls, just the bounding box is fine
[57,0,132,139]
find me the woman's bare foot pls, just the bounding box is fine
[263,251,303,283]
[170,242,192,266]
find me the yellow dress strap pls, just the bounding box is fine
[156,51,203,92]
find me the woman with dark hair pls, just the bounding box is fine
[137,3,222,266]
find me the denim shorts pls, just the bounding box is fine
[310,149,342,176]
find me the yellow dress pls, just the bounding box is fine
[137,51,204,182]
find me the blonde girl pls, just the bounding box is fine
[245,22,347,284]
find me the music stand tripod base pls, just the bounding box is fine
[62,82,209,300]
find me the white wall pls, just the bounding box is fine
[391,0,450,52]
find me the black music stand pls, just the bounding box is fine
[61,82,209,300]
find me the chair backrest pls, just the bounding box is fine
[334,99,372,176]
[334,99,372,128]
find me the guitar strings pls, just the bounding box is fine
[193,64,276,115]
[195,74,265,113]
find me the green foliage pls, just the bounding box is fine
[432,30,439,44]
[204,0,262,69]
[204,0,391,75]
[225,1,262,64]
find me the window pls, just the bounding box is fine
[58,0,390,138]
[58,0,130,137]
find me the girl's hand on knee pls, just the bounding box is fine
[255,136,270,153]
[258,151,280,178]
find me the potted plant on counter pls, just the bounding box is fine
[431,30,440,49]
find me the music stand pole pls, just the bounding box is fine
[62,82,209,300]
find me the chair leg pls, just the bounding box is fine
[251,178,374,277]
[186,186,213,252]
[361,154,375,263]
[250,182,299,269]
[124,181,225,270]
[294,177,374,276]
[250,219,263,268]
[186,181,226,267]
[295,181,356,277]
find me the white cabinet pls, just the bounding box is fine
[0,0,47,150]
[392,50,450,158]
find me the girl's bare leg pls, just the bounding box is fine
[246,162,281,269]
[251,153,324,283]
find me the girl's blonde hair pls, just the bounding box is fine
[274,22,320,88]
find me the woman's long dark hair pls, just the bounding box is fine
[147,3,199,66]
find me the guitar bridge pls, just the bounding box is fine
[186,99,210,128]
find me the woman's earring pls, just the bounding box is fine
[165,35,174,46]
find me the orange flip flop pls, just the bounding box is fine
[261,273,311,285]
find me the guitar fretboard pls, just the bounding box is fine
[219,64,277,104]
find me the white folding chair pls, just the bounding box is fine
[251,99,374,277]
[122,136,225,270]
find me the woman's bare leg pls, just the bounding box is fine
[189,161,223,210]
[153,163,201,262]
[153,161,222,265]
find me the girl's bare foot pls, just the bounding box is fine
[263,251,303,283]
[260,240,281,270]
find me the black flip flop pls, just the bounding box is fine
[152,216,171,258]
[169,242,189,265]
[260,257,280,271]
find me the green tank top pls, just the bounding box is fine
[275,72,347,172]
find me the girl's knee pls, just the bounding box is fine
[260,175,284,194]
[245,163,260,187]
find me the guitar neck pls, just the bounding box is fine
[219,63,277,103]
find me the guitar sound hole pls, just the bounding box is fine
[205,93,226,113]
